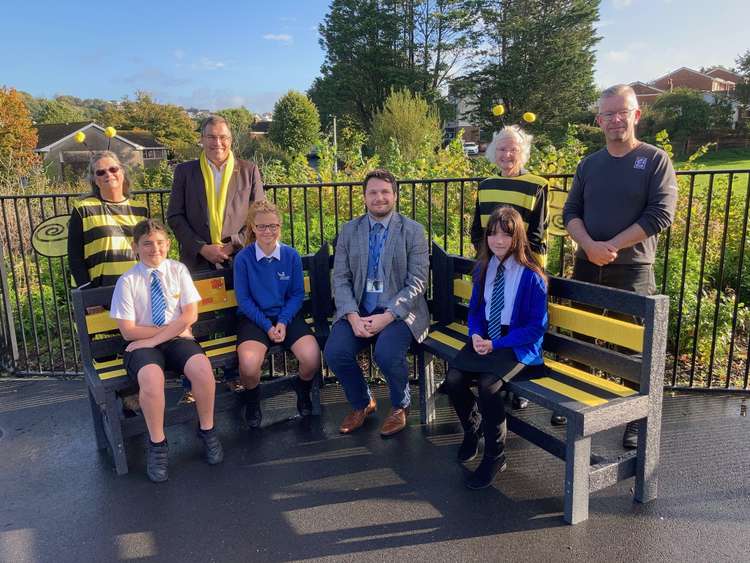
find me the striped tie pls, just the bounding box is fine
[150,270,166,326]
[487,264,505,340]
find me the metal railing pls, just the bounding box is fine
[2,170,749,392]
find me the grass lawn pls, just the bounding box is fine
[676,147,750,170]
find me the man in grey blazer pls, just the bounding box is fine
[324,169,430,437]
[167,115,264,272]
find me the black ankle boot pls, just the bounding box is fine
[292,377,313,417]
[197,427,224,465]
[457,431,480,463]
[243,387,262,428]
[146,439,169,483]
[465,454,507,490]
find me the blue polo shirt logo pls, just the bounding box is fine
[277,271,290,281]
[634,157,648,170]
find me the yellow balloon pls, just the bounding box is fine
[492,104,505,117]
[74,131,86,143]
[104,126,117,138]
[522,112,537,123]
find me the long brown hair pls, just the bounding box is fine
[475,206,547,289]
[245,200,281,245]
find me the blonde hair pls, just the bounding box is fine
[245,200,281,245]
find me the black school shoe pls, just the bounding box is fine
[457,431,480,463]
[292,377,313,417]
[146,440,169,483]
[243,387,262,429]
[197,428,224,465]
[464,455,507,490]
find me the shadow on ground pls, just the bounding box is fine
[0,380,748,562]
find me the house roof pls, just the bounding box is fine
[705,67,743,82]
[117,130,165,148]
[34,122,152,152]
[251,121,271,134]
[650,66,734,86]
[35,122,92,150]
[629,81,664,94]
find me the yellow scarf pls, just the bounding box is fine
[199,150,235,244]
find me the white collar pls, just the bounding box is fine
[367,212,393,230]
[255,242,281,261]
[137,260,168,278]
[491,254,521,271]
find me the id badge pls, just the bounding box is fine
[366,278,384,293]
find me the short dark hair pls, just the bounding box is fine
[133,218,170,244]
[363,168,397,193]
[200,115,233,137]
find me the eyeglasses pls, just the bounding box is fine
[255,223,280,232]
[95,166,120,176]
[203,135,232,143]
[598,109,636,122]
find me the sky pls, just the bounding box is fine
[0,0,747,114]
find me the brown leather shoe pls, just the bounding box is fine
[380,407,409,437]
[339,399,377,434]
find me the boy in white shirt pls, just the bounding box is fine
[110,219,223,482]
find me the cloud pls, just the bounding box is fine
[159,88,285,113]
[263,33,293,43]
[173,49,185,61]
[612,0,633,8]
[606,50,631,63]
[193,57,227,71]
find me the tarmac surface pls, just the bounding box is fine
[0,378,749,562]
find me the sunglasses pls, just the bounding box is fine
[95,166,120,177]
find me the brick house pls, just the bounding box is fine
[630,81,665,108]
[704,67,745,85]
[35,122,168,179]
[651,67,735,94]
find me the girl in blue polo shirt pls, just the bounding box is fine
[444,206,548,490]
[233,201,321,428]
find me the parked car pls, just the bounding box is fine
[462,141,479,156]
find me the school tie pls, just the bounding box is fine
[150,270,166,327]
[487,264,505,340]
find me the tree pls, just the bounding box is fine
[651,89,711,140]
[268,91,320,155]
[36,99,87,124]
[0,87,39,177]
[215,107,255,154]
[370,89,441,160]
[310,0,478,130]
[455,0,600,139]
[100,92,198,153]
[732,50,750,107]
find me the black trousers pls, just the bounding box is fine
[443,347,526,459]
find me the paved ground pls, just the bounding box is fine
[0,379,749,562]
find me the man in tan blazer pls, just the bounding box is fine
[167,115,264,272]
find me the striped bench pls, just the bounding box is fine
[72,244,331,476]
[419,242,668,524]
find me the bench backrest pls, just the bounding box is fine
[429,242,669,392]
[72,244,331,367]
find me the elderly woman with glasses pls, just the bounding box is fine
[67,151,149,288]
[232,200,321,429]
[470,126,549,267]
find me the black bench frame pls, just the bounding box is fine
[72,244,331,475]
[420,242,669,524]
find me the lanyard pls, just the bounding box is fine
[368,225,389,278]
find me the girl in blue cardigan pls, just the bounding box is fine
[234,201,321,428]
[444,206,548,489]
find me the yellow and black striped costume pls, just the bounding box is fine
[470,173,549,263]
[67,195,149,288]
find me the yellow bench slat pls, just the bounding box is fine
[530,377,608,407]
[99,368,126,380]
[544,359,637,398]
[548,303,644,352]
[446,322,469,335]
[428,330,466,350]
[453,279,472,300]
